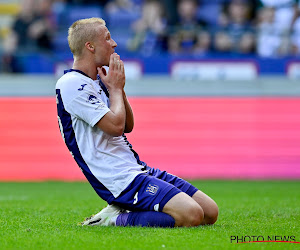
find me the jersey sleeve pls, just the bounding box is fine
[62,81,110,127]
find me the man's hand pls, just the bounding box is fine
[97,53,125,91]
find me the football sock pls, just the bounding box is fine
[116,211,175,227]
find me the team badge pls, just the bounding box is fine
[146,184,159,195]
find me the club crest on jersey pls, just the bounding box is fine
[87,94,101,104]
[146,184,159,195]
[78,84,87,91]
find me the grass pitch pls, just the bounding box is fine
[0,180,299,249]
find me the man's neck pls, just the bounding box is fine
[72,59,98,80]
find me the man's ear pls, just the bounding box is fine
[85,42,95,52]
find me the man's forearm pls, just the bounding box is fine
[97,88,126,137]
[123,90,134,133]
[109,88,126,127]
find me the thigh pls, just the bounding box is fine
[111,173,181,213]
[192,190,218,212]
[146,166,198,197]
[162,192,204,227]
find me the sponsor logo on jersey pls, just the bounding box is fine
[78,84,87,91]
[87,95,101,105]
[146,184,159,195]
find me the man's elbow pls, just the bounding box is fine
[96,122,124,137]
[124,125,134,133]
[111,124,125,137]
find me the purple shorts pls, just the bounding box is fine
[109,166,198,212]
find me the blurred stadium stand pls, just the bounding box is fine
[0,0,299,75]
[0,2,19,48]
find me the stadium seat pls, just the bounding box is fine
[53,30,69,52]
[106,10,141,29]
[0,3,20,15]
[0,3,20,51]
[110,28,134,52]
[58,5,104,28]
[197,3,222,26]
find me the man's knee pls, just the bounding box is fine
[177,203,204,227]
[203,201,219,225]
[191,190,219,225]
[163,192,204,227]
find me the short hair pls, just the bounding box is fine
[68,17,106,57]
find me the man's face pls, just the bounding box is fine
[93,24,117,67]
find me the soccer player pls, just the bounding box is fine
[55,17,218,227]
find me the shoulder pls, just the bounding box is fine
[56,72,94,91]
[56,72,92,103]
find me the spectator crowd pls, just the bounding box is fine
[1,0,300,72]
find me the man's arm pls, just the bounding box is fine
[123,90,134,133]
[97,88,125,136]
[96,53,126,137]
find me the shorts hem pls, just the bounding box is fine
[158,187,181,212]
[186,185,198,197]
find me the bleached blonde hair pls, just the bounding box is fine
[68,17,106,57]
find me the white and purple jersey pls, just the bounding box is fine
[55,69,146,198]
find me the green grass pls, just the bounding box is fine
[0,181,299,249]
